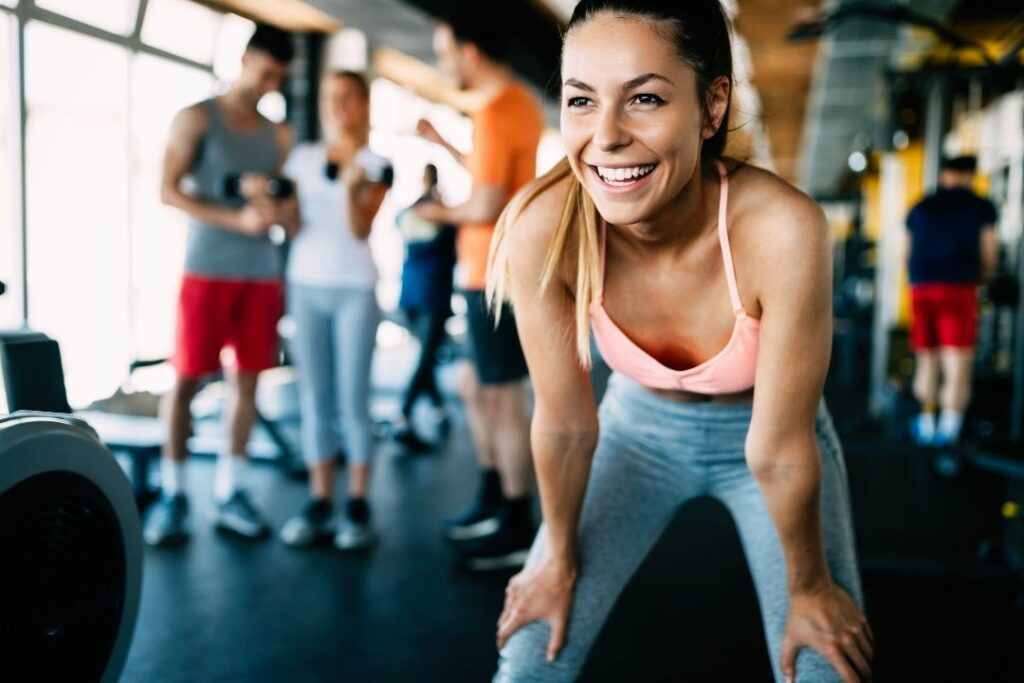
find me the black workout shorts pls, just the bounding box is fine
[462,289,528,385]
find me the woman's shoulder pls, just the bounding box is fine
[500,164,576,280]
[725,160,828,258]
[505,167,575,247]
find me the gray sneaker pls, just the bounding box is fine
[280,499,334,548]
[214,490,269,539]
[334,519,378,551]
[144,494,190,547]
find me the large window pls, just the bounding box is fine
[0,11,21,327]
[25,21,131,406]
[142,0,219,64]
[4,4,281,404]
[130,54,213,361]
[36,0,138,35]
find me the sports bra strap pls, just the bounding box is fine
[714,160,744,316]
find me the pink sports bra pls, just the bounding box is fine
[589,160,760,394]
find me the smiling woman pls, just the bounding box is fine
[485,1,873,682]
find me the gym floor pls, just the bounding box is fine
[122,369,1024,682]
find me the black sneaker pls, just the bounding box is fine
[444,495,502,542]
[144,493,190,547]
[280,499,334,548]
[214,490,269,539]
[394,426,434,452]
[457,517,535,571]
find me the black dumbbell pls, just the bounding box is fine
[222,174,295,200]
[323,162,393,187]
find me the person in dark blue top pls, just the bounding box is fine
[905,155,999,446]
[393,164,457,448]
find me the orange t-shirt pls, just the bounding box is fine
[459,82,544,291]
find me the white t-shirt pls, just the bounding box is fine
[283,142,391,288]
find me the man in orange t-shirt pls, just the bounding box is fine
[415,11,543,571]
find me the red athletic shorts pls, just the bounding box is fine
[910,283,977,350]
[173,274,283,379]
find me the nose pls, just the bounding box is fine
[593,106,631,153]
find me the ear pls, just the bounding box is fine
[701,76,731,140]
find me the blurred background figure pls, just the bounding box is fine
[906,155,999,447]
[147,24,297,547]
[392,163,456,450]
[278,70,392,551]
[415,9,544,571]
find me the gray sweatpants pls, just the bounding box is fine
[287,283,379,465]
[495,373,863,682]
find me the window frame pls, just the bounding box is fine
[0,0,218,324]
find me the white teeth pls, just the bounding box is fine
[596,165,655,183]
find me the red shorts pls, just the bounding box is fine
[910,284,977,350]
[173,275,283,379]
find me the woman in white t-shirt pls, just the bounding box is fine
[279,70,392,550]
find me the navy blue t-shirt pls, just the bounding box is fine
[398,195,457,315]
[906,188,997,285]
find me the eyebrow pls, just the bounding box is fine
[562,73,674,93]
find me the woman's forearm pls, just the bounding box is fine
[531,414,598,570]
[748,435,831,594]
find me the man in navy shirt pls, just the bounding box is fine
[905,155,999,445]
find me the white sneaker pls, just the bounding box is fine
[912,413,936,446]
[335,520,378,551]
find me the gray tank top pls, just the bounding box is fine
[184,98,281,279]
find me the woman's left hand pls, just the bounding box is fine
[781,582,873,683]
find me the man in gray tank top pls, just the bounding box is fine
[145,24,298,546]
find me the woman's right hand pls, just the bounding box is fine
[497,556,578,663]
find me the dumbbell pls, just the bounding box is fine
[324,162,393,186]
[221,174,295,200]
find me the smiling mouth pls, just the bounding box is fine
[590,163,658,188]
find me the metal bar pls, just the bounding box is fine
[965,449,1024,481]
[1013,221,1024,443]
[124,46,136,363]
[24,5,214,74]
[132,0,150,43]
[15,0,28,324]
[921,74,949,193]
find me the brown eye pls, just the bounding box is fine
[633,94,664,107]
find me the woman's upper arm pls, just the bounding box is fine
[747,193,832,464]
[505,181,598,431]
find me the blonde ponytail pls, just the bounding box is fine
[486,158,601,367]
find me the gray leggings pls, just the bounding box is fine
[495,373,863,682]
[287,283,379,465]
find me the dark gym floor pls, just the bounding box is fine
[121,353,1024,682]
